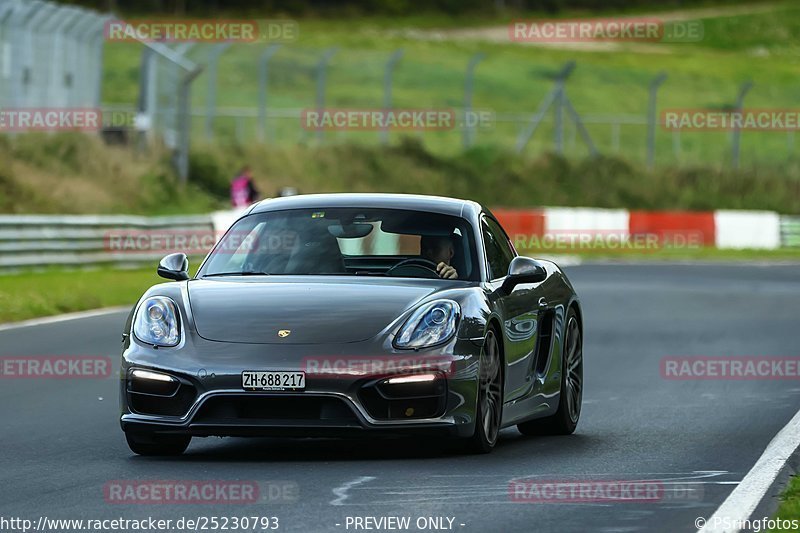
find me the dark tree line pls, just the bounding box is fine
[54,0,773,16]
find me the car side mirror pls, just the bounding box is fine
[500,256,546,294]
[157,253,189,281]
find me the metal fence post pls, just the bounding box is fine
[554,86,564,153]
[145,48,159,135]
[20,1,56,108]
[35,7,59,104]
[672,129,682,160]
[1,0,108,124]
[47,7,82,107]
[731,80,753,169]
[647,72,667,169]
[178,65,204,184]
[91,16,112,110]
[0,2,17,107]
[553,61,575,154]
[135,46,153,151]
[65,12,100,107]
[611,122,620,152]
[168,42,196,142]
[380,48,403,145]
[514,90,558,154]
[563,98,597,156]
[314,47,337,144]
[257,44,282,143]
[205,42,232,142]
[515,61,574,154]
[136,41,201,182]
[6,1,37,108]
[463,52,485,149]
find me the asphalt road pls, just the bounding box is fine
[1,264,799,533]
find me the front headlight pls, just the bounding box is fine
[394,300,460,349]
[133,296,181,347]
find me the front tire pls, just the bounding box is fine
[461,328,503,454]
[517,308,582,436]
[125,433,191,456]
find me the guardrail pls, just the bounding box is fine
[0,209,798,272]
[0,214,213,270]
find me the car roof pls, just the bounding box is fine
[248,193,484,219]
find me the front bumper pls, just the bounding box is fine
[120,333,482,439]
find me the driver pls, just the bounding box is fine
[420,235,458,279]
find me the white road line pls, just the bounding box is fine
[330,476,376,506]
[0,307,129,332]
[698,408,800,533]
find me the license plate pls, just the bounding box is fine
[242,371,305,391]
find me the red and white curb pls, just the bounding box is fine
[493,207,782,250]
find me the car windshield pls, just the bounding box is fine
[199,208,479,281]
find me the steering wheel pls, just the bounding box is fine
[385,257,440,279]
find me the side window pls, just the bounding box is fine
[482,217,515,280]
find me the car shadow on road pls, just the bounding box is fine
[129,428,603,463]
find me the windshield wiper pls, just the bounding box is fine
[202,271,269,277]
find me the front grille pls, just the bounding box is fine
[192,394,359,425]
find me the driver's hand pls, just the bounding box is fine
[436,262,458,279]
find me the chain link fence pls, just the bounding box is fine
[2,4,799,181]
[126,39,800,175]
[0,0,110,110]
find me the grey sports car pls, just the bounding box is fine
[119,193,583,455]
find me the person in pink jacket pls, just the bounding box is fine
[230,166,259,208]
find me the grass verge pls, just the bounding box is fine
[771,475,800,531]
[0,267,160,323]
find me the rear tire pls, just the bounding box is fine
[517,308,582,436]
[125,433,191,456]
[460,328,503,454]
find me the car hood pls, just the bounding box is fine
[187,277,441,344]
